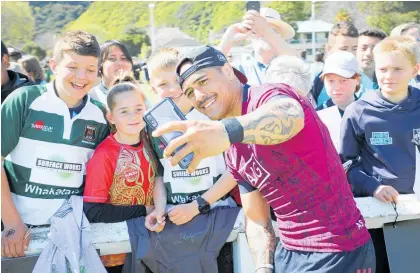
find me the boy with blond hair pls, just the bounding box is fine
[340,35,420,273]
[146,48,238,273]
[1,31,109,258]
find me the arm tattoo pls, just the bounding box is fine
[5,229,15,237]
[243,135,256,144]
[245,217,276,269]
[241,97,304,145]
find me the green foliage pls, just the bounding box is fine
[335,9,353,23]
[358,1,403,14]
[8,1,418,55]
[22,41,47,60]
[139,43,152,61]
[65,2,150,43]
[64,1,313,44]
[1,2,35,47]
[265,1,311,26]
[29,2,90,35]
[1,1,314,49]
[119,27,150,57]
[358,2,420,34]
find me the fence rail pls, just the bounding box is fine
[3,194,420,273]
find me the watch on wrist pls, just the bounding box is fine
[196,196,210,214]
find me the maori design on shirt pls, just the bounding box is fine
[143,148,155,205]
[109,148,153,205]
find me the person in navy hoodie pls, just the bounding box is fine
[340,35,420,273]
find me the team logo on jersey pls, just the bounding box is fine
[36,158,82,173]
[370,132,392,146]
[412,129,420,146]
[31,120,53,132]
[238,154,270,188]
[83,125,97,142]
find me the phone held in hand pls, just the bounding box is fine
[246,1,260,12]
[143,97,194,169]
[151,211,169,231]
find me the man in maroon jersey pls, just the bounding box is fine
[153,45,375,273]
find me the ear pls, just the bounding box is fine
[221,63,234,81]
[2,54,10,69]
[49,58,57,74]
[106,112,115,125]
[151,85,158,94]
[355,74,361,84]
[325,44,331,55]
[412,63,420,78]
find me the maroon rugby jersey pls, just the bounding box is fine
[225,83,370,252]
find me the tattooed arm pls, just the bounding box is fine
[152,94,305,172]
[241,189,276,272]
[237,95,305,145]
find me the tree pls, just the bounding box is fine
[119,27,151,57]
[1,2,35,47]
[30,2,90,35]
[139,43,152,61]
[265,1,312,25]
[358,2,420,34]
[22,42,47,60]
[335,9,353,23]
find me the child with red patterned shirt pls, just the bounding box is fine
[83,77,166,273]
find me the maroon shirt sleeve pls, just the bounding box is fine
[247,83,304,112]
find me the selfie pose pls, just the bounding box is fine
[218,5,297,86]
[153,45,376,273]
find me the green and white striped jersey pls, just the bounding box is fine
[149,109,236,208]
[1,83,110,225]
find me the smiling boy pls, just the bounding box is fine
[340,35,420,273]
[1,31,109,258]
[147,48,238,273]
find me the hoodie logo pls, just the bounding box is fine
[370,132,392,146]
[412,129,420,146]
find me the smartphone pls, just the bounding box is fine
[143,97,194,169]
[151,211,169,231]
[246,1,260,12]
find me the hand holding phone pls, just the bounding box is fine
[143,98,194,169]
[151,211,169,231]
[246,1,260,12]
[244,1,261,35]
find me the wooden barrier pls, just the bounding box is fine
[5,194,420,273]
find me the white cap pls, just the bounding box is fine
[321,51,358,78]
[260,7,295,40]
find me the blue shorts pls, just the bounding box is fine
[274,239,376,273]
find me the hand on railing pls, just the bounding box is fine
[1,222,30,258]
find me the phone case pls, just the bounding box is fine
[246,1,260,12]
[143,98,194,169]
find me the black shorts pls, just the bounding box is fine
[274,239,376,273]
